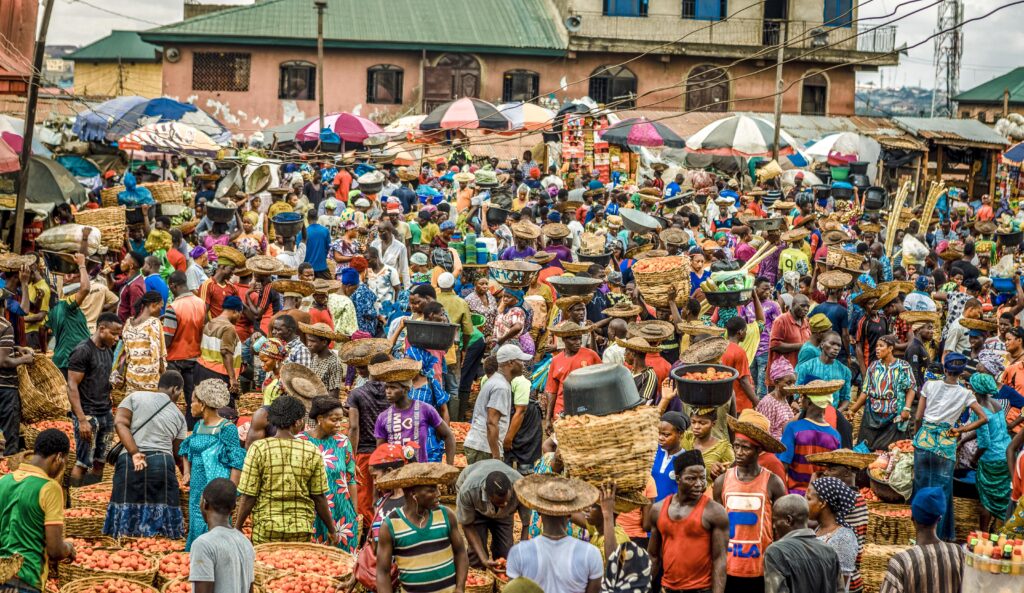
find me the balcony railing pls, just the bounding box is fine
[553,4,898,55]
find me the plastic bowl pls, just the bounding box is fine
[670,364,738,407]
[703,288,753,308]
[272,212,304,238]
[405,320,459,351]
[207,203,236,223]
[547,276,603,297]
[578,251,612,267]
[487,260,541,288]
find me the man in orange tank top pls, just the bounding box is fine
[648,450,729,593]
[713,411,788,593]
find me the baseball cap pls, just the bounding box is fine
[496,344,533,364]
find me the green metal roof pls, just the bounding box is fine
[954,67,1024,105]
[140,0,567,56]
[68,30,162,62]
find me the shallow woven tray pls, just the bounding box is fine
[0,553,23,583]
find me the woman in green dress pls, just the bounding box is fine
[680,407,734,487]
[298,396,359,552]
[180,379,246,550]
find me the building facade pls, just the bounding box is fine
[141,0,898,135]
[954,67,1024,124]
[68,31,163,98]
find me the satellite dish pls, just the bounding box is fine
[165,48,181,63]
[565,15,582,33]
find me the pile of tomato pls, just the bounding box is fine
[265,575,339,593]
[158,552,190,580]
[122,538,184,554]
[256,548,354,576]
[65,508,101,519]
[71,578,152,593]
[71,549,151,573]
[681,369,733,382]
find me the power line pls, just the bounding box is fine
[62,0,166,26]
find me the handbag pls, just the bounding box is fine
[354,539,398,591]
[106,398,174,466]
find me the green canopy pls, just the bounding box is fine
[24,156,88,213]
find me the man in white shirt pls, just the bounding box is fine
[601,318,628,366]
[541,165,564,190]
[370,223,410,287]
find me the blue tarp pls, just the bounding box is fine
[73,96,148,142]
[56,155,101,178]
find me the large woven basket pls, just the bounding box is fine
[861,544,906,593]
[66,536,117,550]
[18,354,71,424]
[866,501,914,545]
[0,553,23,583]
[466,569,495,593]
[70,483,112,510]
[154,552,189,588]
[63,509,106,538]
[100,186,122,208]
[160,579,189,593]
[120,537,186,556]
[140,181,184,205]
[111,385,127,408]
[633,256,689,309]
[59,549,158,587]
[254,542,355,586]
[74,206,127,251]
[263,574,344,593]
[19,423,39,449]
[60,576,160,593]
[553,406,660,491]
[953,496,980,542]
[826,246,865,271]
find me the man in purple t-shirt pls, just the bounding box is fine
[741,276,782,399]
[372,360,456,464]
[499,226,537,261]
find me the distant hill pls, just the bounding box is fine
[855,85,950,117]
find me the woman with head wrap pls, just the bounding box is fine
[493,286,535,355]
[112,290,168,393]
[651,411,689,501]
[757,357,797,439]
[404,345,450,463]
[808,476,860,590]
[967,372,1012,528]
[232,210,267,257]
[797,313,833,366]
[681,407,734,486]
[258,337,288,406]
[186,246,210,291]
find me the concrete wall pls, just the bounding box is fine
[74,62,163,98]
[158,44,859,135]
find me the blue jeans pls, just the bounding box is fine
[913,448,956,541]
[71,411,115,469]
[751,353,769,399]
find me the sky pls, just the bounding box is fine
[45,0,1024,92]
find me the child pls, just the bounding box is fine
[189,478,255,593]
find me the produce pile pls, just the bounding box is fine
[679,368,734,382]
[867,440,915,501]
[157,552,190,582]
[70,548,152,572]
[265,574,340,593]
[67,578,153,593]
[255,546,354,576]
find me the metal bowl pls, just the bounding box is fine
[563,363,642,416]
[547,276,603,296]
[620,209,662,234]
[487,260,541,288]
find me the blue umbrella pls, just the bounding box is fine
[1004,141,1024,165]
[73,96,147,142]
[102,97,231,144]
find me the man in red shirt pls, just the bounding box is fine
[723,316,757,411]
[166,229,187,272]
[163,271,206,425]
[332,165,353,202]
[544,321,601,432]
[769,294,811,374]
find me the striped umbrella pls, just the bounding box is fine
[600,117,685,148]
[420,97,511,131]
[117,122,222,157]
[685,115,799,157]
[494,102,555,132]
[295,112,383,144]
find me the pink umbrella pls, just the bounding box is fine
[295,113,383,144]
[0,137,19,174]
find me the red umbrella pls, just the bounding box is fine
[295,113,383,144]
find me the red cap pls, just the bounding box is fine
[386,202,401,213]
[435,157,446,165]
[795,172,805,180]
[103,170,117,179]
[530,167,541,179]
[368,443,410,466]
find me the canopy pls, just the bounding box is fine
[0,115,52,157]
[117,122,222,157]
[600,117,686,148]
[384,115,427,138]
[494,102,555,132]
[420,98,511,131]
[73,96,147,142]
[18,156,88,214]
[294,112,383,144]
[685,115,799,158]
[103,97,231,144]
[1004,141,1024,166]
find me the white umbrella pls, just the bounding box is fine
[384,115,427,137]
[685,115,802,158]
[117,122,222,157]
[804,132,864,161]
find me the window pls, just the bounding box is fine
[279,61,315,100]
[685,65,729,112]
[588,65,636,107]
[192,52,250,92]
[682,0,727,20]
[801,73,828,116]
[502,70,540,103]
[824,0,853,27]
[367,65,404,104]
[604,0,648,17]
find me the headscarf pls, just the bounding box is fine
[602,542,652,593]
[189,246,207,260]
[969,371,998,396]
[406,346,448,405]
[341,267,360,286]
[811,476,858,529]
[770,356,795,382]
[910,486,946,526]
[809,313,832,333]
[243,210,259,225]
[258,338,288,361]
[914,275,930,291]
[503,287,526,307]
[350,256,369,273]
[195,378,231,409]
[660,411,689,433]
[145,229,172,253]
[944,352,968,374]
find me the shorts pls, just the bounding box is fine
[71,411,115,469]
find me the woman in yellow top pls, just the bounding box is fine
[234,211,268,258]
[258,338,288,405]
[680,407,735,487]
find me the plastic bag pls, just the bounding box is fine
[901,234,928,265]
[36,224,101,255]
[887,452,915,501]
[992,255,1015,279]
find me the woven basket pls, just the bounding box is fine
[60,576,160,593]
[237,392,263,415]
[64,509,106,538]
[953,496,980,542]
[59,549,158,587]
[851,404,863,438]
[553,406,660,491]
[66,536,118,549]
[263,574,344,593]
[826,246,865,271]
[254,542,355,586]
[70,483,112,510]
[0,553,23,583]
[100,186,123,208]
[141,181,184,205]
[866,501,914,545]
[61,449,78,487]
[861,544,906,593]
[20,423,40,449]
[634,256,690,309]
[492,571,510,593]
[466,569,495,593]
[18,354,71,424]
[160,579,190,593]
[154,552,189,589]
[111,385,127,408]
[120,537,186,556]
[74,206,127,251]
[632,256,687,288]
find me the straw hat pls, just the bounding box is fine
[805,449,878,470]
[338,338,391,366]
[678,337,728,364]
[375,462,461,490]
[511,221,541,240]
[851,287,884,307]
[823,230,848,245]
[613,489,651,514]
[773,200,796,210]
[959,317,997,332]
[877,280,914,295]
[280,363,328,402]
[859,222,881,233]
[369,358,422,383]
[312,278,343,294]
[271,279,315,297]
[871,289,900,311]
[616,336,660,353]
[246,255,287,276]
[542,223,570,240]
[626,320,675,342]
[299,322,348,342]
[555,295,593,311]
[603,303,643,319]
[528,251,556,265]
[793,213,819,229]
[974,220,997,235]
[782,379,845,397]
[727,413,786,454]
[781,228,810,243]
[514,474,599,516]
[818,270,853,290]
[549,321,593,337]
[899,310,940,325]
[213,245,246,268]
[659,228,689,246]
[676,321,727,337]
[397,167,419,182]
[454,172,475,185]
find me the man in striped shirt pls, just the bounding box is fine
[880,487,964,593]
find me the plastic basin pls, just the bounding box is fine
[405,320,458,351]
[670,364,738,407]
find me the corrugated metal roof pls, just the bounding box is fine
[142,0,567,55]
[893,117,1010,147]
[954,67,1024,104]
[68,31,161,62]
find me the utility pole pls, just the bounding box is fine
[315,0,327,138]
[14,0,55,254]
[117,56,124,95]
[771,20,787,162]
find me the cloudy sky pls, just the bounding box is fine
[47,0,1024,92]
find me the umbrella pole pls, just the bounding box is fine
[770,20,787,163]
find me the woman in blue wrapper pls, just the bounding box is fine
[405,342,450,462]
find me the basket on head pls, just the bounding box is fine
[825,246,864,272]
[338,338,391,367]
[631,255,689,309]
[369,358,422,383]
[298,322,348,343]
[938,244,964,261]
[246,255,288,276]
[804,449,878,469]
[959,317,997,332]
[562,261,592,274]
[73,206,127,251]
[375,462,461,491]
[677,337,729,365]
[0,253,37,272]
[782,379,845,397]
[877,280,915,295]
[818,270,853,290]
[603,303,643,319]
[100,185,123,208]
[553,406,660,491]
[675,321,727,337]
[899,311,940,325]
[280,363,328,401]
[141,181,185,205]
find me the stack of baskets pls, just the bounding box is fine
[73,207,127,251]
[866,500,914,546]
[63,508,106,538]
[140,181,185,205]
[17,355,70,424]
[632,255,690,309]
[861,544,907,593]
